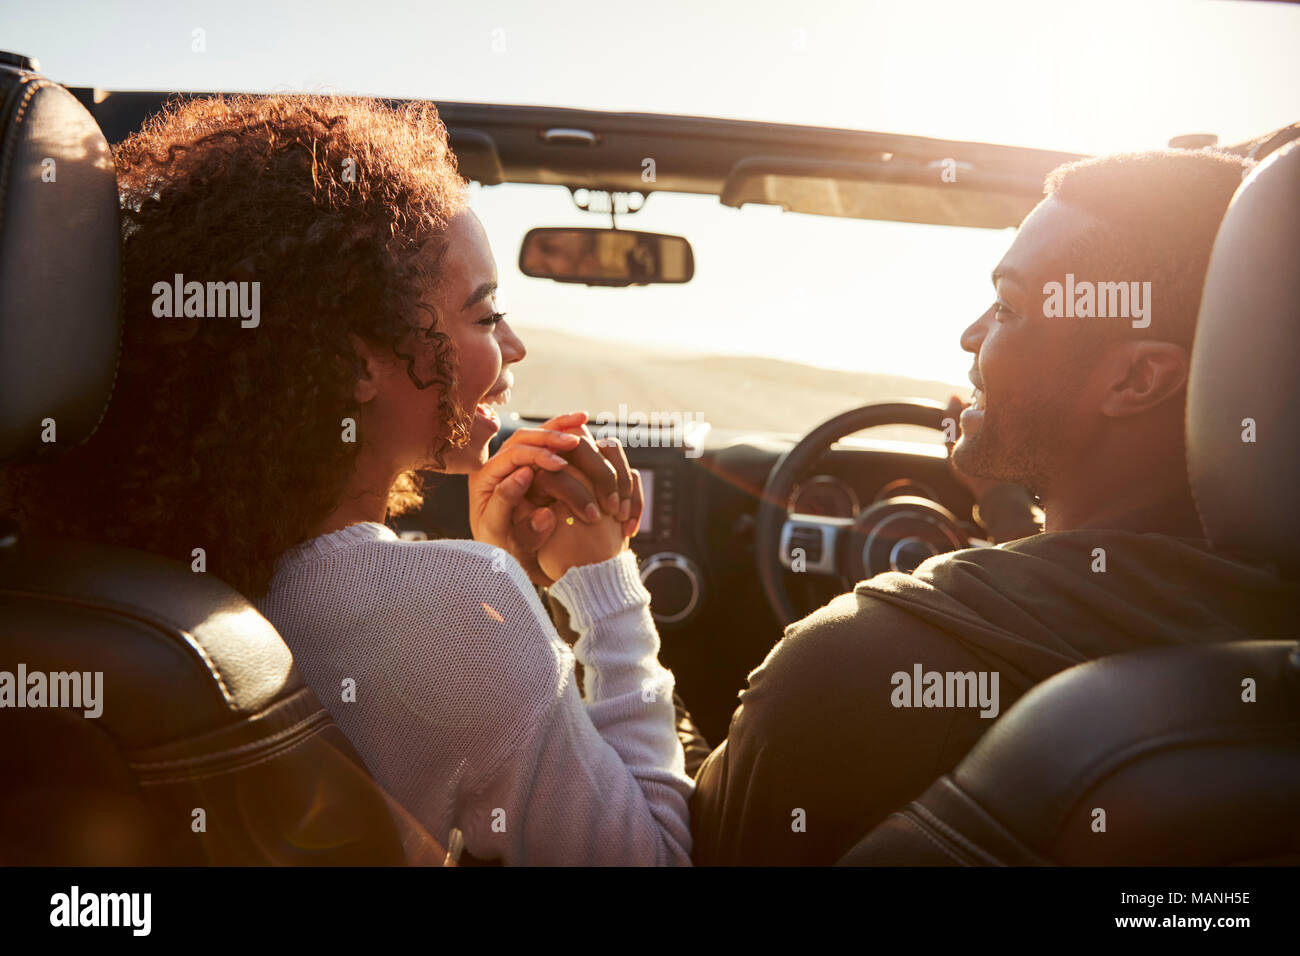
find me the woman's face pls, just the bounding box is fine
[355,208,526,478]
[435,209,526,472]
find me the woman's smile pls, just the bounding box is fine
[475,384,512,433]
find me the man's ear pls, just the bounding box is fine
[349,333,383,405]
[1098,341,1189,418]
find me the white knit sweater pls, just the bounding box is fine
[254,521,692,866]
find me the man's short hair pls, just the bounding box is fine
[1042,149,1250,349]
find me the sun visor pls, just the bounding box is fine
[720,157,1042,228]
[447,128,505,185]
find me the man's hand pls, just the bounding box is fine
[536,440,644,582]
[467,412,643,586]
[528,426,621,523]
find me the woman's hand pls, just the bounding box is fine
[467,413,587,583]
[536,440,644,582]
[468,412,643,585]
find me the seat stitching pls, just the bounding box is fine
[896,810,971,866]
[926,781,1053,866]
[1050,720,1300,844]
[133,719,335,786]
[128,708,329,770]
[0,587,238,706]
[0,77,51,238]
[909,798,1009,866]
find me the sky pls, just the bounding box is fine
[7,0,1297,385]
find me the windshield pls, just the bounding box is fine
[475,182,1009,434]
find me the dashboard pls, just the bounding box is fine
[789,474,945,520]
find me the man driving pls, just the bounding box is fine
[689,149,1298,865]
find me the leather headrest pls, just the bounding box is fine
[1187,140,1300,578]
[0,55,120,463]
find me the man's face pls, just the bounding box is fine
[524,231,602,278]
[953,197,1109,496]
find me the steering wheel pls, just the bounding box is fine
[756,399,970,627]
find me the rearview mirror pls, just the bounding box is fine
[518,227,694,286]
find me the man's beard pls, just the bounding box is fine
[953,386,1074,497]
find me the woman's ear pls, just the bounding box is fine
[349,333,383,404]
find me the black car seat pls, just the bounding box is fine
[839,140,1300,866]
[0,52,437,865]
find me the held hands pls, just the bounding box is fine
[467,412,643,585]
[534,464,629,584]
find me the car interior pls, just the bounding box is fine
[1,47,1297,866]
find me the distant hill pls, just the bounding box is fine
[502,325,967,437]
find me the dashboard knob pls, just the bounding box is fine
[638,552,702,625]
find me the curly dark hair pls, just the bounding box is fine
[0,94,471,597]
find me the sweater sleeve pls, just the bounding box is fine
[256,532,691,865]
[459,549,693,865]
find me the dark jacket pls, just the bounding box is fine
[690,530,1297,865]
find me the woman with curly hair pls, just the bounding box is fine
[3,94,691,865]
